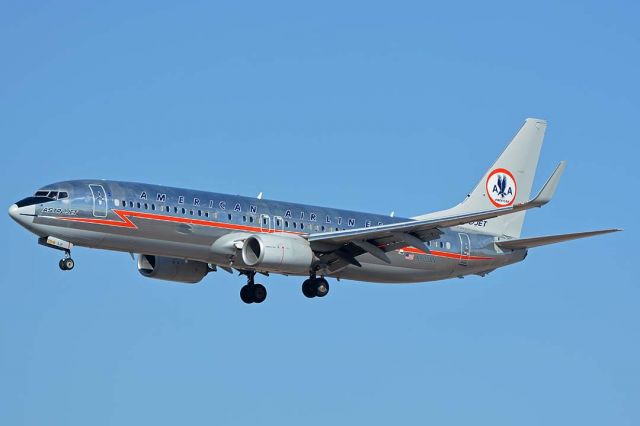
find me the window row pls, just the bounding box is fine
[114,199,346,232]
[429,240,451,250]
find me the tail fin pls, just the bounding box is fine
[414,118,547,238]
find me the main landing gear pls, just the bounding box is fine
[58,251,75,271]
[302,276,329,298]
[240,272,267,304]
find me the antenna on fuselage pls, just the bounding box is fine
[390,211,395,217]
[257,192,263,200]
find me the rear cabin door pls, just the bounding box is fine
[458,233,471,266]
[89,184,108,218]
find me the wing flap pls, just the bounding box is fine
[496,229,621,250]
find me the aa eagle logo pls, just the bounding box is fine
[486,168,517,207]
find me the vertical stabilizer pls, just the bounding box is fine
[414,118,547,238]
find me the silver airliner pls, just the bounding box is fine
[9,119,619,303]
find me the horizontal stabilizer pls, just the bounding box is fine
[496,229,621,250]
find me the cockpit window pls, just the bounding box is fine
[33,190,68,200]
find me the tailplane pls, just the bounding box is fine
[496,229,622,250]
[414,118,548,238]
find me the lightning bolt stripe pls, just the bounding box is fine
[55,209,493,261]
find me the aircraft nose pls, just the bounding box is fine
[8,204,19,220]
[8,203,35,228]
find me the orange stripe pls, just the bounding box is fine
[57,209,493,262]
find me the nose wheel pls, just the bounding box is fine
[59,256,75,271]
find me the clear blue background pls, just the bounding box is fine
[1,1,637,424]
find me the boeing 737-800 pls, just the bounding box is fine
[9,119,619,303]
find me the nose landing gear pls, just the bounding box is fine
[59,252,75,271]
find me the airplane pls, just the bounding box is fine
[8,118,620,304]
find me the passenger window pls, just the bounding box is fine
[165,206,170,212]
[228,214,232,221]
[300,223,304,229]
[263,217,268,225]
[198,210,202,217]
[129,201,134,208]
[205,211,209,218]
[190,210,194,215]
[137,202,141,209]
[122,200,126,207]
[321,225,325,231]
[243,215,247,222]
[181,208,186,214]
[144,203,148,210]
[174,206,178,213]
[439,242,444,248]
[293,222,297,228]
[151,204,155,211]
[249,216,254,223]
[114,199,119,206]
[446,242,451,249]
[285,221,289,227]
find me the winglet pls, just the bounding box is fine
[527,161,566,207]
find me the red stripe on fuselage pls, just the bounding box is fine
[57,209,493,261]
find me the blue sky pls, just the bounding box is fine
[1,1,638,424]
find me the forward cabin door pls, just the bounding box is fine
[88,184,108,218]
[458,233,471,266]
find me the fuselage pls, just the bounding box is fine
[9,179,526,283]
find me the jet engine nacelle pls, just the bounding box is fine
[137,254,208,284]
[241,234,314,274]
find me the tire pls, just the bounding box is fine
[59,259,67,270]
[315,278,329,297]
[63,258,74,271]
[240,285,254,304]
[302,279,316,298]
[252,284,267,303]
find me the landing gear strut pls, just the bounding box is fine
[240,272,267,304]
[302,276,329,298]
[59,251,75,271]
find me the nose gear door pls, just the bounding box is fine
[89,184,108,217]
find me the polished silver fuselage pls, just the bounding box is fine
[11,180,526,283]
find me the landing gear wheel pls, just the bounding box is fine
[252,284,267,304]
[315,277,329,297]
[240,284,254,304]
[59,258,74,271]
[63,258,75,271]
[302,279,316,298]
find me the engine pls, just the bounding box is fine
[137,254,209,284]
[241,234,314,274]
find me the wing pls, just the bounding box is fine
[307,162,566,270]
